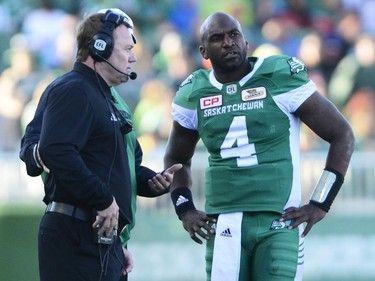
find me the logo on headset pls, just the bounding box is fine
[94,39,107,51]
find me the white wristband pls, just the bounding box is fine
[310,170,336,203]
[309,168,344,212]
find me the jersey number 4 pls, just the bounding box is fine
[220,116,258,167]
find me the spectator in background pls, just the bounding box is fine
[341,0,375,35]
[350,35,375,97]
[0,47,37,151]
[0,3,13,66]
[152,30,195,87]
[0,0,374,152]
[343,88,375,149]
[131,0,172,54]
[329,34,375,148]
[21,0,71,69]
[329,34,375,109]
[20,73,56,132]
[133,79,174,153]
[168,0,199,39]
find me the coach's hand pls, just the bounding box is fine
[93,198,119,237]
[181,209,216,244]
[148,163,183,193]
[280,203,327,237]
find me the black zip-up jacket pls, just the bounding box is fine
[20,63,164,220]
[21,62,145,224]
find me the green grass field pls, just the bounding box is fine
[129,208,375,281]
[1,204,375,281]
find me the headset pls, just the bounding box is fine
[89,10,124,62]
[89,10,137,80]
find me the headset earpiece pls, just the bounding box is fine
[89,10,124,61]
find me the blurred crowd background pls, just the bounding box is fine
[1,0,375,155]
[1,1,375,280]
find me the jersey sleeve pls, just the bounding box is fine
[269,55,317,113]
[171,103,198,130]
[171,73,199,130]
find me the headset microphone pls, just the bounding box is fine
[106,59,137,80]
[96,54,137,80]
[127,71,137,80]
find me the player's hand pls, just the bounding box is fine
[92,198,119,236]
[181,209,216,244]
[121,248,134,276]
[147,163,183,193]
[280,203,327,237]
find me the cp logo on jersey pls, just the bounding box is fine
[200,95,222,109]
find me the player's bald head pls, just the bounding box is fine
[199,12,242,43]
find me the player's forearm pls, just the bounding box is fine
[310,125,355,212]
[325,125,355,176]
[167,162,193,192]
[164,148,192,189]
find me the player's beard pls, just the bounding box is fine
[216,55,247,74]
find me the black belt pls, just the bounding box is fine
[46,202,92,222]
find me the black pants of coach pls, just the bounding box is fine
[38,212,125,281]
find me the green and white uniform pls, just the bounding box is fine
[111,89,138,246]
[172,55,316,280]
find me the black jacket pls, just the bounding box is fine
[20,62,161,225]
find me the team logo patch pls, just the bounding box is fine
[270,219,294,230]
[226,84,237,95]
[200,95,222,109]
[241,87,267,101]
[288,57,306,74]
[179,74,194,88]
